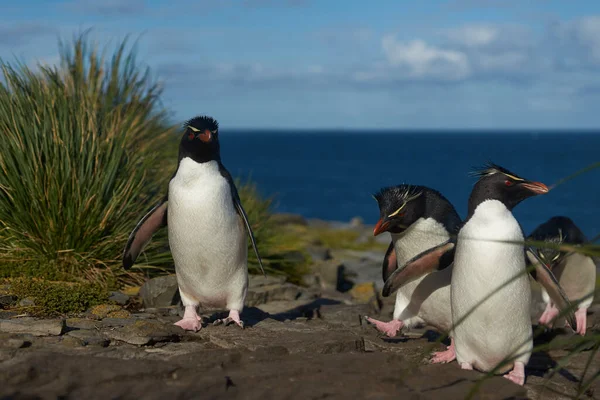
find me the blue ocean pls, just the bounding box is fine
[220,131,600,239]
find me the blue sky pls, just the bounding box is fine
[1,0,600,129]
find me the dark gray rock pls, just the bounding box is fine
[67,330,110,347]
[101,318,137,327]
[104,320,182,346]
[139,275,179,308]
[0,295,17,308]
[312,259,346,291]
[0,319,65,336]
[108,291,130,306]
[246,282,303,307]
[66,318,101,330]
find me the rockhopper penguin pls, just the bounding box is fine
[526,216,596,335]
[380,163,577,386]
[122,116,265,332]
[364,184,461,364]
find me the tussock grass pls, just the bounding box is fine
[0,33,174,287]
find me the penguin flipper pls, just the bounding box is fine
[218,164,266,277]
[233,195,266,277]
[382,241,397,282]
[382,239,455,297]
[525,247,578,331]
[122,197,168,270]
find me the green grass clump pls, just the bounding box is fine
[9,278,108,316]
[0,33,174,285]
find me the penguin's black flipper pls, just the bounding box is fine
[525,247,577,331]
[382,238,455,297]
[219,164,266,277]
[122,196,168,270]
[382,241,397,282]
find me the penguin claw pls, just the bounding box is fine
[213,310,245,329]
[213,317,245,329]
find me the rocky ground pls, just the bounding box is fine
[1,216,599,400]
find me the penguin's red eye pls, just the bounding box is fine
[188,133,195,140]
[505,180,514,187]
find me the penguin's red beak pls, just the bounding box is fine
[522,181,549,194]
[373,218,390,236]
[197,129,212,143]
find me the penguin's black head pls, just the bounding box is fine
[468,163,549,215]
[179,116,220,163]
[535,237,564,267]
[372,185,424,236]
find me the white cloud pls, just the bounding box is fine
[381,36,470,80]
[445,25,498,48]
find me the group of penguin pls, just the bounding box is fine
[122,115,597,387]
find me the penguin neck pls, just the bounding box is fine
[178,142,221,164]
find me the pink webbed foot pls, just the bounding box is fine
[460,362,473,370]
[364,316,404,338]
[174,318,202,332]
[430,337,456,364]
[503,362,526,386]
[538,303,559,327]
[174,305,203,332]
[213,310,244,329]
[575,308,587,336]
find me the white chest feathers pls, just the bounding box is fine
[167,158,248,309]
[451,200,532,372]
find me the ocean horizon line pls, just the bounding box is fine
[216,128,600,134]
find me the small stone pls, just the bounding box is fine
[87,304,123,319]
[66,318,101,330]
[104,319,181,346]
[0,294,17,308]
[0,319,65,336]
[18,298,35,307]
[139,275,180,308]
[108,291,130,305]
[67,330,110,347]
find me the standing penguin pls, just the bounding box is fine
[364,184,461,363]
[526,216,596,335]
[122,116,265,332]
[380,163,576,386]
